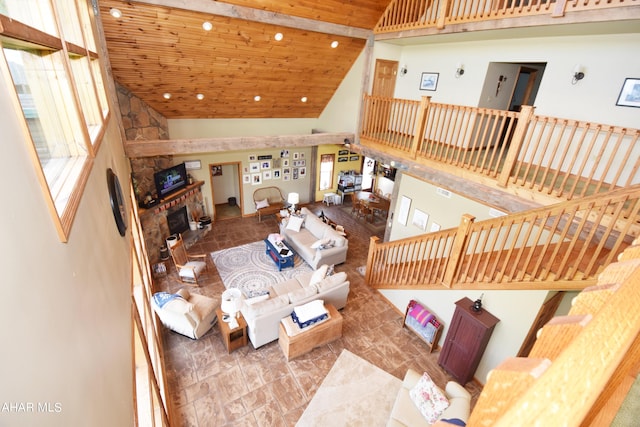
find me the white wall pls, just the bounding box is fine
[0,78,133,424]
[386,32,640,128]
[380,288,547,384]
[174,147,314,217]
[388,174,503,241]
[381,173,548,384]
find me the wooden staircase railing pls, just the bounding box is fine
[365,184,640,291]
[360,95,640,204]
[467,239,640,426]
[375,0,639,33]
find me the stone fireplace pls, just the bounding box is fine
[139,181,208,263]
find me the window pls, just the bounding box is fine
[319,154,335,191]
[0,0,109,241]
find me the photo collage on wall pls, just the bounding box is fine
[244,151,307,184]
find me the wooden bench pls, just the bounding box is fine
[253,186,285,221]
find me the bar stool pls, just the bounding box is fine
[323,192,337,206]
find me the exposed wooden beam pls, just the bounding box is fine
[131,0,372,39]
[124,132,354,158]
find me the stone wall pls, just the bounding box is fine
[116,82,172,202]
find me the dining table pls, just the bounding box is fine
[355,191,390,223]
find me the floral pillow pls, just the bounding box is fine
[409,372,450,424]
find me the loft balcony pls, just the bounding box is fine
[375,0,640,39]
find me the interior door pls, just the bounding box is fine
[370,59,398,133]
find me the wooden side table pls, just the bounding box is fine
[278,303,343,361]
[216,308,248,353]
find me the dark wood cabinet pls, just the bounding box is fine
[438,297,500,385]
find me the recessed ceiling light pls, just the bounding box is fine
[202,21,213,31]
[163,93,171,99]
[196,93,204,100]
[301,96,308,103]
[331,41,339,48]
[110,8,122,19]
[274,33,283,41]
[254,95,261,102]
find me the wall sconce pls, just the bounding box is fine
[399,65,408,76]
[455,63,465,78]
[572,64,585,85]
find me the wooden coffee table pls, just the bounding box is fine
[278,303,343,361]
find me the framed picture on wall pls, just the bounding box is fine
[273,169,281,179]
[243,174,250,184]
[250,162,260,172]
[251,173,262,185]
[263,170,272,180]
[616,78,640,108]
[397,195,411,226]
[412,209,429,231]
[420,72,439,91]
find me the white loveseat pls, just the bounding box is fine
[279,207,348,270]
[388,369,471,426]
[240,267,350,348]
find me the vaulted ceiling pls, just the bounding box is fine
[99,0,391,119]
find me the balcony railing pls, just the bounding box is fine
[375,0,638,33]
[360,95,640,202]
[365,183,640,290]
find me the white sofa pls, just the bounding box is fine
[152,288,218,340]
[279,207,348,270]
[388,369,471,426]
[240,267,350,348]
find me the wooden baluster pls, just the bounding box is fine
[498,105,535,187]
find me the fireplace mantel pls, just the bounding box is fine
[138,181,204,218]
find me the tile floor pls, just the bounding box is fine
[154,202,482,426]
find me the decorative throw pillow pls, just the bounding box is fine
[286,215,304,232]
[255,198,270,209]
[176,288,190,299]
[309,264,329,286]
[311,237,333,250]
[164,297,194,315]
[409,372,450,424]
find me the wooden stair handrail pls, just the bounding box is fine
[366,184,640,291]
[468,242,640,426]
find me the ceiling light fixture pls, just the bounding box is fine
[301,96,308,103]
[202,21,213,31]
[109,8,122,18]
[163,93,171,99]
[254,95,261,102]
[196,93,204,100]
[331,41,339,48]
[274,32,283,41]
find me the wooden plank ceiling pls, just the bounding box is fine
[99,0,390,119]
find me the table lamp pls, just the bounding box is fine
[221,288,242,329]
[287,192,299,213]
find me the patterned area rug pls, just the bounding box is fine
[210,241,313,297]
[296,350,402,426]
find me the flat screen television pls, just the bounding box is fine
[154,162,188,199]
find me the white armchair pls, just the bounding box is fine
[152,288,218,339]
